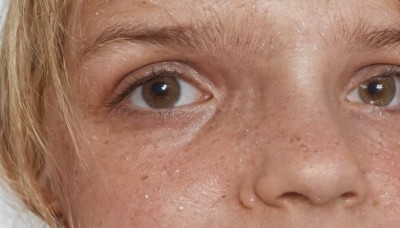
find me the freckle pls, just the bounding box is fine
[222,194,226,199]
[104,140,109,145]
[373,200,379,207]
[141,175,149,181]
[297,137,301,141]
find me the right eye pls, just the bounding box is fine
[347,69,400,107]
[130,71,209,109]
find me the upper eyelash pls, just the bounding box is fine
[107,68,182,108]
[373,67,400,79]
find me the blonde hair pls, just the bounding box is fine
[0,0,74,226]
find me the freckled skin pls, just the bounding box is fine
[45,0,400,227]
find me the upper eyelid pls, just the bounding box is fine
[346,65,400,91]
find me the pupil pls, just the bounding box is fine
[142,76,180,109]
[151,81,168,97]
[367,82,383,96]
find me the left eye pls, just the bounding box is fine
[129,74,205,109]
[347,74,400,107]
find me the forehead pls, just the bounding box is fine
[82,0,400,20]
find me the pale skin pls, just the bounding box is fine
[44,0,400,227]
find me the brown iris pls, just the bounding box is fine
[142,76,180,108]
[359,76,395,106]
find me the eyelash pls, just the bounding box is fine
[374,67,400,79]
[354,67,400,89]
[107,68,184,108]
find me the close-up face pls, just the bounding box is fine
[45,0,400,227]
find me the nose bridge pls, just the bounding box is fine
[245,67,369,209]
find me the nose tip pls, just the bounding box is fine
[254,163,368,208]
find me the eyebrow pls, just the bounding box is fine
[79,19,400,59]
[79,21,277,59]
[335,20,400,52]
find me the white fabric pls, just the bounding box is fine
[0,0,47,227]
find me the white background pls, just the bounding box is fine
[0,0,47,227]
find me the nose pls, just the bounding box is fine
[251,112,368,208]
[254,156,368,208]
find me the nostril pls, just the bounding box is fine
[341,192,357,199]
[277,192,309,203]
[277,191,359,206]
[340,192,360,207]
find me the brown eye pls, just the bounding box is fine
[129,72,207,110]
[142,76,180,108]
[358,77,395,106]
[347,70,400,108]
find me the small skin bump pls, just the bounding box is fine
[239,187,258,209]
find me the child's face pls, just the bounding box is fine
[49,0,400,226]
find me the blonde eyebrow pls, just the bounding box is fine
[79,18,400,60]
[335,20,400,52]
[80,23,208,58]
[78,20,278,59]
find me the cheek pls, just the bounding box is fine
[62,105,247,226]
[344,119,400,211]
[348,120,400,179]
[71,136,240,227]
